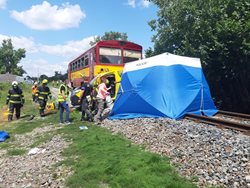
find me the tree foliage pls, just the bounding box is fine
[0,39,26,76]
[49,71,67,81]
[38,71,68,83]
[90,31,128,46]
[148,0,250,113]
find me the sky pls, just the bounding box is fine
[0,0,158,77]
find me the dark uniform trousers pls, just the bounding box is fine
[81,98,93,121]
[8,103,22,121]
[80,83,94,121]
[6,87,24,121]
[36,85,51,117]
[38,99,47,116]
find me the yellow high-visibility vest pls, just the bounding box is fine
[58,84,69,102]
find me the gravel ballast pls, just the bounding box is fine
[101,118,250,188]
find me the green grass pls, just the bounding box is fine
[29,132,55,148]
[55,115,196,188]
[0,142,10,149]
[7,148,27,156]
[0,82,197,188]
[0,83,10,106]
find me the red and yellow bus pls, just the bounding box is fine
[68,40,142,87]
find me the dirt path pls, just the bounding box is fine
[0,124,72,187]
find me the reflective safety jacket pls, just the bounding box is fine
[58,84,69,102]
[6,87,24,104]
[32,85,38,95]
[36,85,51,101]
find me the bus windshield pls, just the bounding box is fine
[99,47,122,65]
[124,50,141,63]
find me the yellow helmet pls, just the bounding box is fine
[42,79,48,84]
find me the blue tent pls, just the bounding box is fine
[109,52,217,119]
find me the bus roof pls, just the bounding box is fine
[97,40,142,49]
[68,40,142,65]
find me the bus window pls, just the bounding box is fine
[124,50,141,63]
[73,62,76,71]
[99,47,122,65]
[81,57,84,67]
[77,60,80,69]
[84,55,89,66]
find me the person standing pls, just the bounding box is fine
[31,81,38,102]
[58,81,71,124]
[94,76,110,123]
[80,80,93,122]
[35,79,52,117]
[101,95,114,120]
[6,81,25,121]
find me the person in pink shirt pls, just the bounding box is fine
[94,76,110,123]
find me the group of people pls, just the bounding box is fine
[31,79,71,124]
[78,75,114,124]
[6,75,113,124]
[59,75,114,125]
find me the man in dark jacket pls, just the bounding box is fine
[35,79,52,117]
[6,81,25,121]
[80,80,94,122]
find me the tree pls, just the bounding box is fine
[0,39,26,76]
[147,0,250,113]
[39,74,49,82]
[90,31,128,46]
[50,71,68,81]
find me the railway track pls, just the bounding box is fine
[217,110,250,119]
[185,111,250,135]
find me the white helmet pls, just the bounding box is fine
[12,81,18,86]
[34,81,38,85]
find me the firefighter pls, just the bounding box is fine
[6,81,25,121]
[35,79,52,117]
[58,81,70,124]
[31,81,38,102]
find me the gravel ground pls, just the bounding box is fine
[0,124,72,188]
[100,118,250,188]
[1,115,249,188]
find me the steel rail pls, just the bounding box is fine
[217,110,250,119]
[185,113,250,133]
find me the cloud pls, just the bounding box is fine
[10,1,86,30]
[0,34,37,53]
[0,0,7,9]
[126,0,150,8]
[140,0,150,8]
[21,59,69,77]
[39,36,94,58]
[0,34,94,58]
[0,34,95,77]
[127,0,136,8]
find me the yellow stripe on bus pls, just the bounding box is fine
[71,67,90,79]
